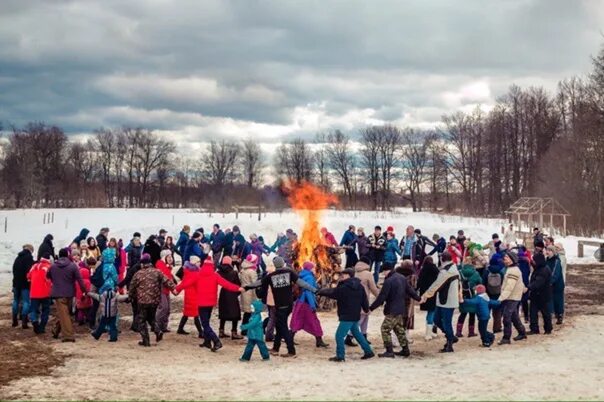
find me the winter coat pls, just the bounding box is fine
[459,264,483,314]
[89,290,129,318]
[417,261,439,311]
[76,267,93,309]
[223,231,234,256]
[13,249,34,290]
[240,300,265,341]
[252,267,317,309]
[117,248,127,284]
[370,270,420,316]
[175,231,189,257]
[100,248,118,292]
[143,239,162,264]
[354,260,380,305]
[96,233,108,252]
[239,261,259,313]
[156,260,176,295]
[72,228,90,247]
[317,277,368,322]
[340,231,357,254]
[269,235,286,253]
[129,264,175,306]
[127,244,143,268]
[482,257,506,299]
[499,265,525,302]
[399,236,417,259]
[175,258,240,308]
[37,235,55,261]
[558,249,568,282]
[423,262,460,309]
[547,255,565,290]
[528,261,552,304]
[356,235,370,259]
[384,238,402,264]
[447,244,462,265]
[218,264,241,320]
[462,293,500,320]
[428,237,447,258]
[297,269,319,311]
[210,230,225,253]
[517,249,531,287]
[47,257,87,298]
[323,231,338,247]
[234,240,252,262]
[27,259,52,299]
[183,238,204,263]
[503,229,516,246]
[180,262,201,317]
[250,240,264,261]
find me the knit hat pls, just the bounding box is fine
[189,255,201,265]
[140,253,152,264]
[341,268,355,277]
[58,248,69,258]
[302,261,315,271]
[492,233,499,239]
[475,284,486,294]
[250,233,258,241]
[273,256,286,269]
[79,240,87,247]
[159,229,167,234]
[386,226,394,233]
[86,257,97,266]
[504,250,519,265]
[245,254,259,266]
[432,233,440,241]
[233,225,240,233]
[160,249,172,260]
[222,256,232,266]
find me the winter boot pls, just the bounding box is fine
[211,338,223,352]
[439,340,454,353]
[138,332,151,347]
[32,321,41,334]
[12,314,18,327]
[513,333,527,341]
[21,315,29,329]
[556,316,563,325]
[378,343,395,358]
[363,333,371,344]
[328,356,345,362]
[361,351,375,360]
[455,323,464,338]
[200,338,212,349]
[345,335,358,347]
[395,345,411,357]
[155,330,163,343]
[468,325,477,338]
[219,329,228,338]
[291,331,299,346]
[315,337,329,348]
[231,331,243,340]
[177,316,189,335]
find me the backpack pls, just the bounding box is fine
[487,271,502,296]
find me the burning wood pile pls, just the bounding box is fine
[284,181,341,310]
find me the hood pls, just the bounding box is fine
[241,260,257,270]
[18,249,32,258]
[354,260,370,272]
[55,257,73,269]
[341,276,362,291]
[460,264,476,276]
[80,267,91,280]
[299,269,315,282]
[102,248,116,264]
[198,260,216,276]
[251,299,264,313]
[78,228,90,239]
[43,234,54,244]
[184,261,200,272]
[487,263,505,274]
[234,234,246,244]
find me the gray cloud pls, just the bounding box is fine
[0,0,602,145]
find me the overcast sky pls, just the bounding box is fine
[1,0,603,149]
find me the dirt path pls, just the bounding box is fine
[0,264,602,401]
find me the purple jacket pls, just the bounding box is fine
[250,240,264,260]
[47,257,87,298]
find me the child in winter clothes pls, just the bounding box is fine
[240,299,270,361]
[100,248,118,292]
[89,289,129,341]
[461,284,500,347]
[483,253,506,333]
[456,258,483,337]
[155,250,177,333]
[240,254,260,336]
[75,260,93,325]
[27,254,53,334]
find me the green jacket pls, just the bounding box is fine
[459,264,483,314]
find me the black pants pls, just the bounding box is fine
[137,304,159,341]
[521,297,529,322]
[345,252,358,268]
[219,319,239,332]
[530,299,553,334]
[199,307,218,343]
[131,299,139,330]
[273,306,295,355]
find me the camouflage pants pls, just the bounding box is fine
[381,314,408,348]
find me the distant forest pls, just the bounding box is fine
[1,44,603,235]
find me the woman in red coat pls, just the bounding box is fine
[75,262,93,325]
[176,256,203,337]
[175,256,242,352]
[155,250,178,333]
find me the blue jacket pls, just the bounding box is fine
[517,250,531,286]
[462,294,500,320]
[428,237,446,256]
[384,238,402,264]
[184,238,203,263]
[297,269,318,310]
[240,300,265,341]
[175,231,189,256]
[223,232,234,255]
[547,255,565,289]
[210,230,225,252]
[340,231,357,254]
[482,262,506,299]
[100,248,118,292]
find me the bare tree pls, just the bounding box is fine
[240,138,265,188]
[313,134,331,190]
[400,129,433,211]
[202,140,240,186]
[136,130,175,206]
[324,130,355,205]
[275,138,314,184]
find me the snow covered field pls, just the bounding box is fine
[0,208,601,295]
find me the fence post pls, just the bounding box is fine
[65,219,68,230]
[172,215,175,225]
[4,217,7,233]
[43,213,46,225]
[52,212,54,223]
[258,206,261,222]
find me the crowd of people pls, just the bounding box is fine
[10,222,567,362]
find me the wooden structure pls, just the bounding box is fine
[505,197,570,235]
[233,205,263,221]
[577,240,604,262]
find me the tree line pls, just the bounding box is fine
[1,45,603,234]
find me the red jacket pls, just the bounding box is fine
[176,258,240,308]
[76,267,92,309]
[156,260,175,296]
[27,259,52,299]
[447,244,462,265]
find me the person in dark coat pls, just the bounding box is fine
[317,268,374,362]
[184,232,205,263]
[340,225,358,268]
[37,234,55,261]
[143,235,162,265]
[527,253,553,335]
[96,228,109,252]
[546,245,565,325]
[356,228,371,261]
[72,228,90,247]
[369,265,421,358]
[12,244,35,328]
[175,225,190,260]
[210,224,226,266]
[223,229,234,257]
[417,256,439,340]
[217,257,242,339]
[414,229,436,269]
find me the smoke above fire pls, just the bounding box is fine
[284,181,339,277]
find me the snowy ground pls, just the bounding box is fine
[0,208,601,294]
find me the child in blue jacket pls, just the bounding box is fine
[240,299,270,361]
[461,284,500,347]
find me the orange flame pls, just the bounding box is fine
[284,181,339,279]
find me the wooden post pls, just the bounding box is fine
[43,213,46,225]
[172,215,175,225]
[550,214,553,234]
[51,212,54,223]
[4,217,7,233]
[563,215,567,236]
[258,206,261,221]
[539,200,544,231]
[235,207,239,220]
[578,242,584,258]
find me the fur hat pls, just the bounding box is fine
[504,250,519,265]
[160,249,172,260]
[189,255,201,265]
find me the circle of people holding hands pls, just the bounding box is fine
[11,222,566,362]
